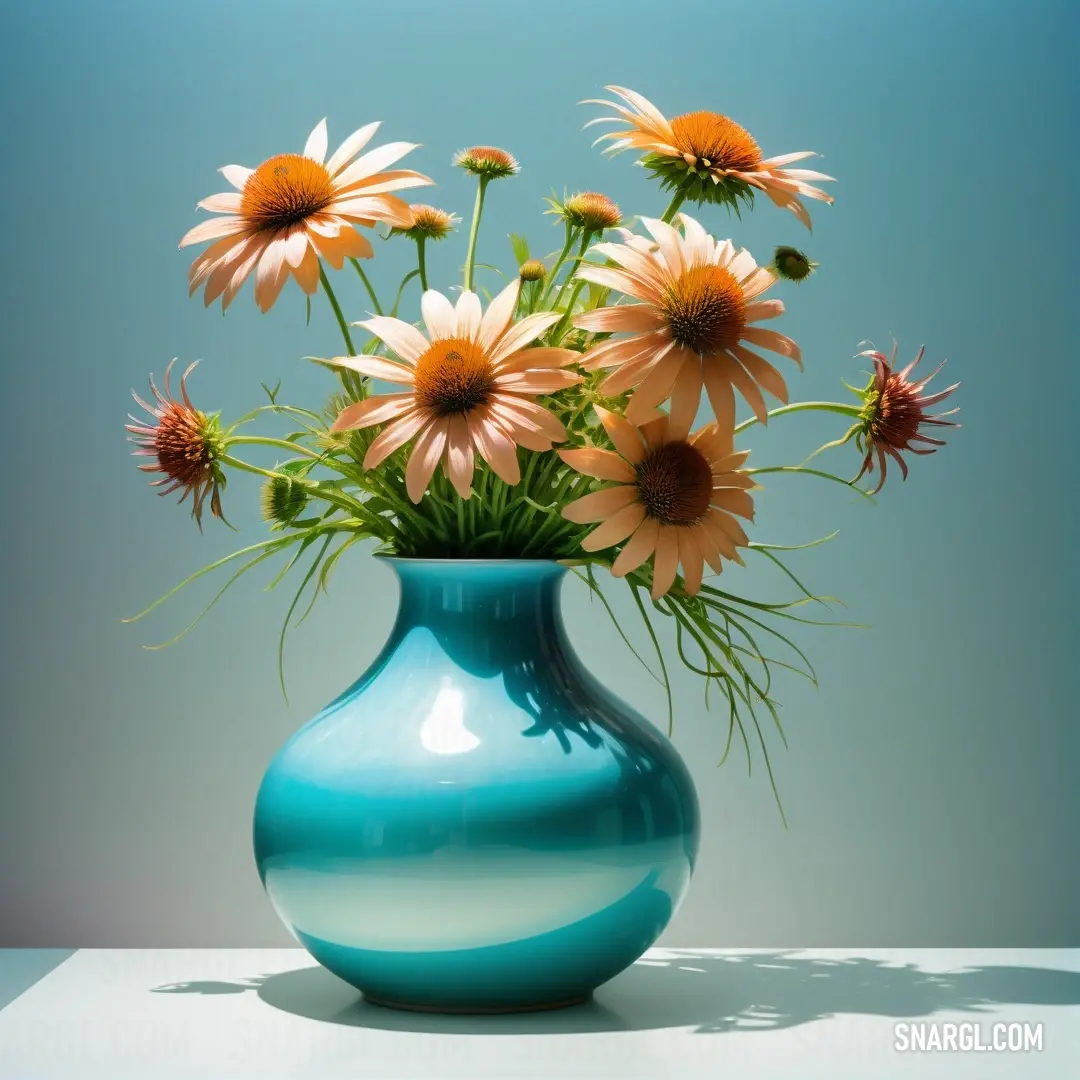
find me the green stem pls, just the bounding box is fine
[219,455,363,518]
[319,265,356,355]
[660,189,688,223]
[463,176,490,291]
[227,436,321,459]
[349,258,383,315]
[734,401,863,436]
[416,238,429,291]
[549,229,594,342]
[538,222,579,310]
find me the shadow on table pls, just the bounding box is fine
[149,950,1080,1035]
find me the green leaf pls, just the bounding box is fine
[509,233,530,265]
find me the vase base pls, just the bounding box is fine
[362,991,592,1015]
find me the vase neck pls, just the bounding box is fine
[386,560,568,648]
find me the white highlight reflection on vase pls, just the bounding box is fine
[419,679,480,756]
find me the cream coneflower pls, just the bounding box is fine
[573,213,801,428]
[391,204,461,242]
[851,343,960,493]
[126,360,228,530]
[546,191,622,232]
[453,146,520,180]
[181,119,432,313]
[326,281,582,502]
[560,405,755,599]
[586,86,835,229]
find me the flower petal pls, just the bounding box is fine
[332,393,415,431]
[219,165,253,190]
[563,484,639,524]
[489,396,567,442]
[702,360,736,433]
[677,529,704,595]
[364,409,431,470]
[650,528,680,598]
[467,407,521,485]
[741,326,802,367]
[179,216,249,248]
[335,142,421,191]
[711,488,755,520]
[494,369,581,394]
[455,290,482,338]
[496,347,580,375]
[197,192,243,213]
[405,418,448,502]
[575,264,658,302]
[488,311,561,365]
[421,289,457,340]
[624,348,685,423]
[744,299,785,323]
[611,518,660,577]
[354,316,429,364]
[639,217,685,278]
[479,280,521,351]
[558,448,635,483]
[574,304,664,333]
[730,344,789,403]
[326,122,380,176]
[290,238,321,294]
[443,414,476,500]
[581,501,647,551]
[326,354,415,384]
[254,237,290,313]
[691,523,725,575]
[594,405,646,464]
[668,359,703,442]
[304,118,328,164]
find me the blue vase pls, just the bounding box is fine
[253,558,700,1013]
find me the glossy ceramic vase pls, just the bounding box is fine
[253,558,700,1013]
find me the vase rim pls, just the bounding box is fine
[379,556,567,566]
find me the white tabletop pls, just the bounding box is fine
[1,948,1077,1078]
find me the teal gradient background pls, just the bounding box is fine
[0,0,1075,946]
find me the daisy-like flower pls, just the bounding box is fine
[586,85,835,229]
[573,213,801,428]
[391,204,461,242]
[546,191,622,232]
[126,360,228,530]
[453,146,520,180]
[560,405,755,599]
[326,281,582,502]
[181,119,432,313]
[851,343,960,494]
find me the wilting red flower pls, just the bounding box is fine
[127,360,228,529]
[853,344,960,494]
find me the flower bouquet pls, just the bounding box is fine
[124,87,960,1010]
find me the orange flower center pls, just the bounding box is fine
[662,264,747,354]
[240,153,334,231]
[155,404,214,486]
[670,111,762,172]
[635,442,713,526]
[413,337,496,417]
